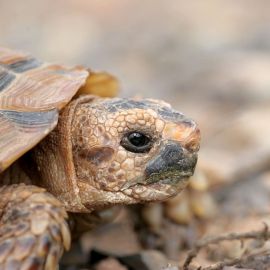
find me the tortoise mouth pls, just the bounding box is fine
[120,149,197,201]
[120,147,197,188]
[145,167,194,185]
[121,175,190,202]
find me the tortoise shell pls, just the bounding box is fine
[0,47,118,172]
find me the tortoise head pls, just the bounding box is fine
[70,97,200,210]
[32,96,200,212]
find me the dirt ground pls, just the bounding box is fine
[1,1,270,269]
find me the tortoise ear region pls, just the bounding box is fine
[77,146,115,167]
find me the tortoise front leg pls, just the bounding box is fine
[0,184,70,270]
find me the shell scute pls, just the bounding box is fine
[0,70,15,92]
[0,47,89,172]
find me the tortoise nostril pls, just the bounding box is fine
[185,139,200,152]
[163,121,200,152]
[183,126,201,153]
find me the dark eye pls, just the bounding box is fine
[121,132,152,153]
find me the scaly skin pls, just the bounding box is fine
[0,184,70,270]
[0,95,200,269]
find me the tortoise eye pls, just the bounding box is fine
[121,132,152,153]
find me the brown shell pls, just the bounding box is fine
[0,47,89,172]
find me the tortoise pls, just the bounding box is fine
[0,47,200,269]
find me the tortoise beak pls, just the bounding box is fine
[145,141,198,183]
[145,120,200,184]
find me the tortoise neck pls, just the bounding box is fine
[25,97,97,213]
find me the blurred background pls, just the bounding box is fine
[1,1,270,268]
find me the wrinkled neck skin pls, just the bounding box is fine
[27,96,96,213]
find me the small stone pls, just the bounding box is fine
[95,257,127,270]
